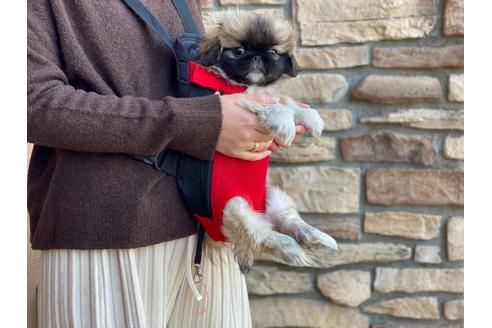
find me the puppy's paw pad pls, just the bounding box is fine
[297,109,324,136]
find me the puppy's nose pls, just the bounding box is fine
[253,55,261,63]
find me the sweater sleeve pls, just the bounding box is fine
[27,1,222,161]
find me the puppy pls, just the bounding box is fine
[198,11,337,273]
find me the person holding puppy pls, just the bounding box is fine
[28,1,308,327]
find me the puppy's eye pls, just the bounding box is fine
[268,48,278,55]
[233,47,245,56]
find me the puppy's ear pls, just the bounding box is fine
[285,55,298,77]
[199,34,222,66]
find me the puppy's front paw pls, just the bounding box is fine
[263,105,296,145]
[295,108,325,137]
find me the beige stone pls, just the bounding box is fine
[317,270,371,307]
[309,217,361,240]
[274,74,348,104]
[300,17,435,46]
[373,45,464,68]
[318,109,353,131]
[267,167,360,213]
[361,109,464,130]
[295,46,369,69]
[447,217,464,261]
[352,75,441,104]
[246,266,312,295]
[270,137,335,163]
[250,297,369,328]
[366,169,464,206]
[364,297,439,320]
[374,268,464,293]
[415,245,442,264]
[260,243,411,269]
[220,0,286,4]
[444,299,464,320]
[444,135,464,160]
[444,0,464,36]
[340,131,435,166]
[365,211,441,240]
[297,0,436,23]
[449,74,464,102]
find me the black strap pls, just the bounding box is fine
[170,0,199,34]
[194,224,206,265]
[122,0,199,55]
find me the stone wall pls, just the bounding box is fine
[201,1,464,327]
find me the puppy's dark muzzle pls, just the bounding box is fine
[250,55,265,72]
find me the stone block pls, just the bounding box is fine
[352,75,441,104]
[361,109,464,130]
[415,245,442,264]
[274,74,348,104]
[268,167,360,213]
[364,211,441,240]
[366,169,464,206]
[374,268,464,293]
[309,217,361,241]
[364,297,439,320]
[373,45,464,68]
[444,0,464,36]
[270,137,335,163]
[317,270,371,307]
[447,217,464,261]
[341,131,435,166]
[318,109,353,131]
[444,135,464,160]
[449,74,464,102]
[444,299,464,320]
[246,266,312,295]
[295,46,369,69]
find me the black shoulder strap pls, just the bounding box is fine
[122,0,199,53]
[170,0,199,34]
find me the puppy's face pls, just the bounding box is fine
[199,13,297,86]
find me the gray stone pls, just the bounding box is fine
[260,243,411,269]
[373,45,464,68]
[449,74,464,102]
[444,0,464,36]
[365,211,441,240]
[364,297,440,320]
[318,109,353,131]
[352,75,441,104]
[444,135,464,160]
[361,109,464,130]
[374,268,464,293]
[444,299,464,320]
[267,167,360,213]
[295,46,369,69]
[317,270,371,307]
[366,169,464,206]
[340,131,435,166]
[274,74,348,104]
[415,245,442,264]
[250,297,369,328]
[447,217,464,261]
[245,266,312,295]
[270,137,335,163]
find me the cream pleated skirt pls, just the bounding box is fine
[37,234,252,328]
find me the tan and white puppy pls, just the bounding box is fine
[198,11,337,273]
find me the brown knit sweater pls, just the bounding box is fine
[27,0,222,249]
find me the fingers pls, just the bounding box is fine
[247,140,272,153]
[238,149,272,161]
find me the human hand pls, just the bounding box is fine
[217,93,279,161]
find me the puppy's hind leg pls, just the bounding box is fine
[265,186,338,251]
[222,197,309,273]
